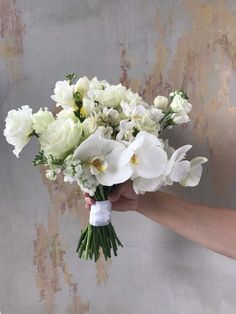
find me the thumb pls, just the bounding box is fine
[108,181,130,202]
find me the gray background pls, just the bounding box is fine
[0,0,236,313]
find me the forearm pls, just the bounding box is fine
[138,191,236,259]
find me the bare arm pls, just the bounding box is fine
[138,190,236,260]
[84,181,236,260]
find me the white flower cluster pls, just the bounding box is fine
[4,74,207,196]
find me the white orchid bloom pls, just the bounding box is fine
[73,132,132,186]
[165,145,192,182]
[119,131,167,180]
[180,157,208,187]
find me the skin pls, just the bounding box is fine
[84,181,236,260]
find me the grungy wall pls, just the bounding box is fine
[1,1,236,313]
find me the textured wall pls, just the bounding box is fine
[1,1,236,313]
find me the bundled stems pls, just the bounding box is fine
[76,185,123,262]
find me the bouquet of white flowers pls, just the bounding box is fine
[4,73,207,262]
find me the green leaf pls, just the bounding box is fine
[32,151,47,166]
[64,72,77,85]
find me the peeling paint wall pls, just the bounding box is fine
[1,1,236,313]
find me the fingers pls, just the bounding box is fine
[108,181,131,202]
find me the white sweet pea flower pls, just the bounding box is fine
[51,80,76,110]
[116,120,135,141]
[74,76,90,98]
[131,105,148,120]
[153,95,169,111]
[39,118,82,159]
[56,108,78,122]
[170,94,192,124]
[149,107,165,123]
[103,107,120,124]
[120,100,136,117]
[180,157,208,187]
[73,132,131,186]
[124,89,143,104]
[81,116,97,138]
[119,131,167,181]
[46,168,61,181]
[4,105,33,157]
[32,108,54,134]
[97,125,113,139]
[80,98,96,118]
[94,84,126,108]
[89,77,109,90]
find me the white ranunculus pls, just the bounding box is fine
[74,76,90,98]
[135,112,160,135]
[180,157,208,187]
[4,105,33,157]
[73,132,132,186]
[32,108,54,134]
[153,95,169,111]
[51,80,76,110]
[94,84,126,108]
[39,118,82,159]
[170,94,192,124]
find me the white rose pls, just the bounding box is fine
[51,80,76,109]
[4,105,33,157]
[94,84,126,108]
[74,76,90,98]
[32,108,54,134]
[39,118,82,159]
[153,95,169,111]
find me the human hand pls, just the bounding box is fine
[83,180,139,212]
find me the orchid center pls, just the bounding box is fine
[89,156,107,175]
[131,153,139,165]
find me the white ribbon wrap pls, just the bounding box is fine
[89,200,112,227]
